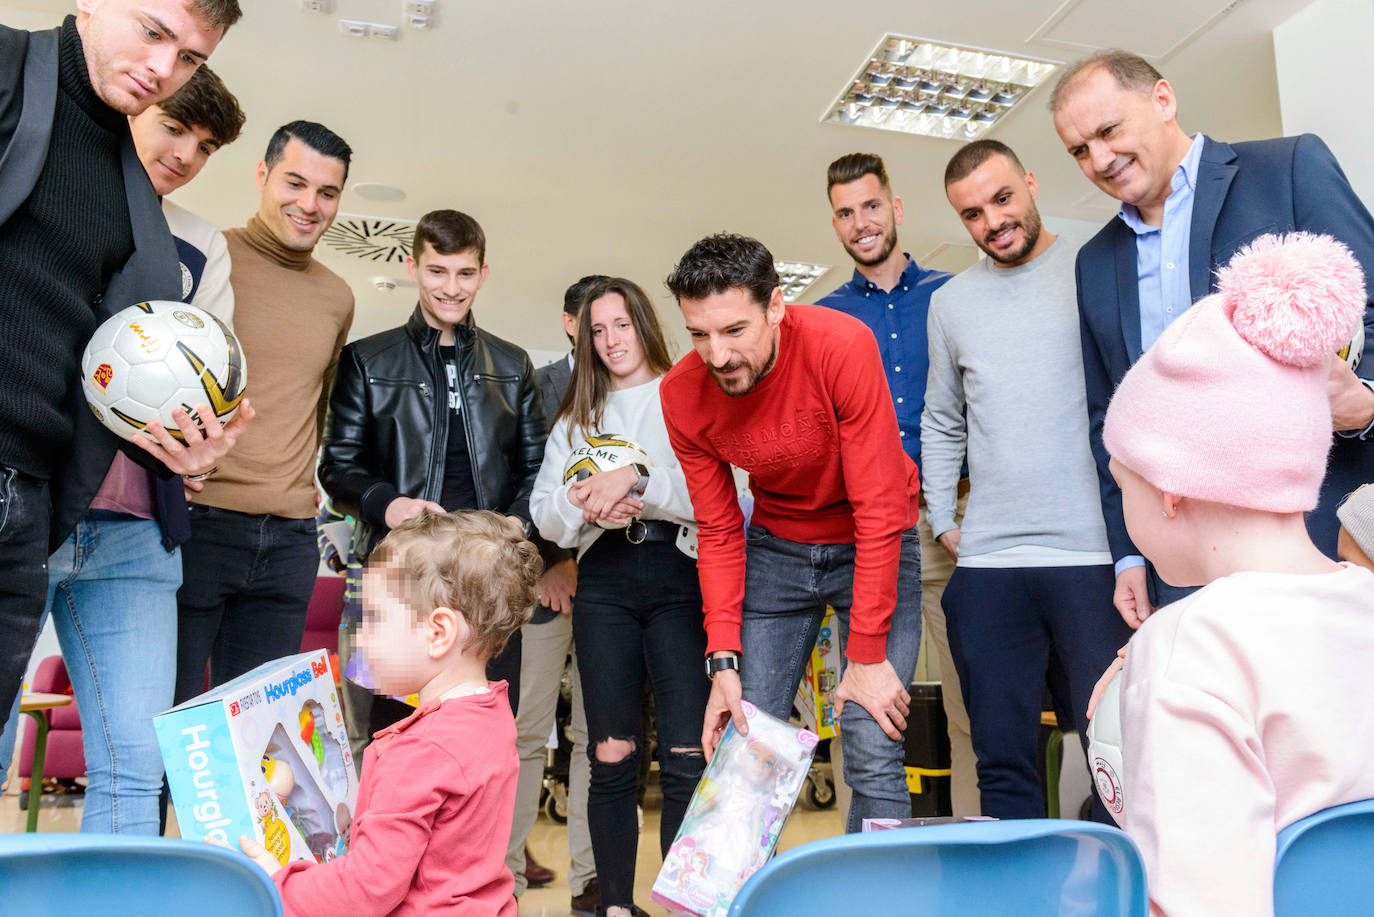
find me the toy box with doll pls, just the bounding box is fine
[793,607,840,741]
[653,701,818,917]
[155,650,357,866]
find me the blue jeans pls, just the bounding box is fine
[174,505,319,702]
[741,524,922,832]
[0,511,179,834]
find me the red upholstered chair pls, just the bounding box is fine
[20,656,87,783]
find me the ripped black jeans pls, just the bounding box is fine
[572,533,709,912]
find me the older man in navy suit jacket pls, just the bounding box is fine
[1052,50,1374,627]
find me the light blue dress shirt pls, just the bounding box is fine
[1113,135,1204,575]
[1118,134,1205,354]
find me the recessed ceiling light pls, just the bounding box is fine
[821,34,1059,142]
[353,182,407,202]
[776,260,831,303]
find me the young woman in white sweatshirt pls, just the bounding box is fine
[530,277,707,917]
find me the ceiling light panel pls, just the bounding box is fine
[822,34,1059,141]
[776,260,830,303]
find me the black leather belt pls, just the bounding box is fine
[625,519,679,545]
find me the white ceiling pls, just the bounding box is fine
[3,0,1311,354]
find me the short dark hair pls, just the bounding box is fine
[826,152,890,198]
[665,233,779,308]
[564,274,609,318]
[412,210,485,265]
[944,139,1026,187]
[1050,50,1164,112]
[158,65,244,147]
[190,0,243,31]
[263,120,353,182]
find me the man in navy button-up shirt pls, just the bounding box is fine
[817,156,951,466]
[816,153,982,816]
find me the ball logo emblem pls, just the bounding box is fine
[173,309,205,330]
[1093,757,1124,815]
[91,362,113,393]
[126,320,161,356]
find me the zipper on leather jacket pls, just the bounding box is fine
[366,377,431,398]
[424,342,488,509]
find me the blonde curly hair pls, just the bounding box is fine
[367,510,541,659]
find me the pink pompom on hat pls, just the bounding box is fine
[1103,232,1366,512]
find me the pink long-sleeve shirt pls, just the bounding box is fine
[274,683,518,917]
[1116,564,1374,916]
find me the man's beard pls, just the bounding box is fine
[982,207,1043,265]
[844,225,898,267]
[709,339,778,398]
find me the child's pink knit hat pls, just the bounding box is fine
[1103,232,1365,511]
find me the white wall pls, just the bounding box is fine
[1274,0,1374,206]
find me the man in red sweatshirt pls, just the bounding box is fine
[661,233,922,831]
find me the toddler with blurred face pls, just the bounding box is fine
[240,510,538,916]
[1095,233,1374,916]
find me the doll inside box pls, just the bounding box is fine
[255,699,352,864]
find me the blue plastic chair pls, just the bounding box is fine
[0,833,282,916]
[729,819,1148,916]
[1274,797,1374,916]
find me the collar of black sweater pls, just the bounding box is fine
[58,15,128,134]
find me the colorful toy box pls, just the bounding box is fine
[155,650,357,866]
[793,607,841,740]
[653,702,818,916]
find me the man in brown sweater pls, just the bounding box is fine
[173,120,354,701]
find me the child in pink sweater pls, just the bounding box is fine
[1097,233,1374,917]
[238,511,537,916]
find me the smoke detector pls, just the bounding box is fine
[372,276,401,291]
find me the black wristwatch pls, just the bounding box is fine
[705,653,740,679]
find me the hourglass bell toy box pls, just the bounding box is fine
[653,702,818,917]
[793,607,841,741]
[154,650,358,866]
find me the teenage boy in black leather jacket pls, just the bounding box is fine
[320,208,547,746]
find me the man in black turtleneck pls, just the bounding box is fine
[0,0,241,734]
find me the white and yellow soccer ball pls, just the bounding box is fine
[82,301,247,443]
[1338,321,1364,372]
[562,433,652,530]
[1086,668,1126,822]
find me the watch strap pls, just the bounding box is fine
[705,654,740,679]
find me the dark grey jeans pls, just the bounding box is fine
[0,466,51,723]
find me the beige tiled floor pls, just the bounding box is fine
[517,767,845,917]
[2,762,844,917]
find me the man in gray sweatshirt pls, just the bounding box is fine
[921,139,1132,820]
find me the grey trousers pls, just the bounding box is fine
[505,612,595,896]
